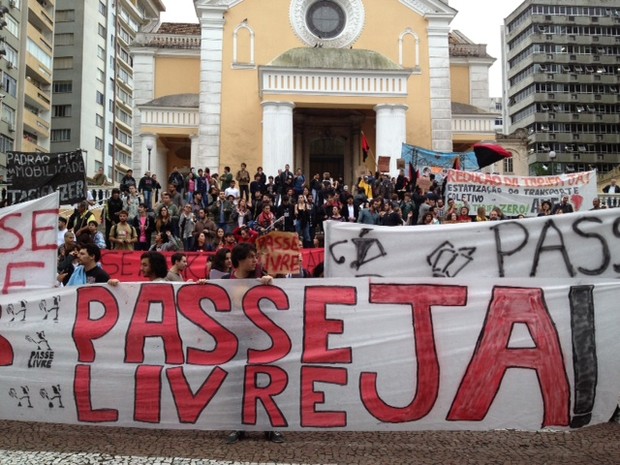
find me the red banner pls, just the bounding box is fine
[100,249,324,282]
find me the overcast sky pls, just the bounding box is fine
[160,0,526,96]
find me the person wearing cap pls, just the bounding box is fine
[119,169,136,195]
[138,171,155,210]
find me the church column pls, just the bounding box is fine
[374,104,408,176]
[195,5,228,172]
[262,101,295,177]
[190,134,200,169]
[427,17,453,152]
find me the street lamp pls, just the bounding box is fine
[548,150,557,174]
[146,141,153,172]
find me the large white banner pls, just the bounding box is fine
[445,170,598,217]
[324,208,620,279]
[0,279,618,431]
[0,192,59,294]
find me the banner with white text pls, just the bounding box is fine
[6,150,87,204]
[0,278,618,431]
[0,193,59,294]
[445,169,598,217]
[324,208,620,279]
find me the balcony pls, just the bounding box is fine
[23,111,50,139]
[21,137,46,153]
[27,24,53,56]
[28,1,55,33]
[24,79,51,112]
[25,53,52,85]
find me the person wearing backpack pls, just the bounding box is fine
[109,210,138,251]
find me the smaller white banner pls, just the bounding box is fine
[324,208,620,279]
[445,170,598,217]
[0,192,59,294]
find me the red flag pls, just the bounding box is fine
[361,132,370,162]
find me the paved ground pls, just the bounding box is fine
[0,420,619,465]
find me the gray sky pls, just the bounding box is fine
[160,0,525,96]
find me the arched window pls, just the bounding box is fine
[399,28,420,68]
[233,22,255,67]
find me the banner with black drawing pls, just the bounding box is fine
[6,150,87,204]
[323,208,620,279]
[0,278,618,431]
[445,169,598,217]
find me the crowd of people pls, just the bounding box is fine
[56,162,615,287]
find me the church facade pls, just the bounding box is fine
[131,0,499,183]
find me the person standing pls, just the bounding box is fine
[222,243,281,443]
[109,210,138,251]
[64,244,110,286]
[132,203,154,251]
[119,169,136,196]
[138,171,155,210]
[166,253,188,282]
[104,189,124,249]
[236,163,251,202]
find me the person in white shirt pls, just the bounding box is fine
[224,180,240,204]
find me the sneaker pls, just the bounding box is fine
[226,430,245,444]
[265,431,285,443]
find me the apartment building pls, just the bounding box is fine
[504,0,620,175]
[51,0,164,183]
[0,0,55,178]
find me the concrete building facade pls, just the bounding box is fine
[503,0,620,176]
[51,0,164,183]
[0,0,55,178]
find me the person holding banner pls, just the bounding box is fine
[222,243,281,443]
[64,243,110,286]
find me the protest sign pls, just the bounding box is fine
[0,278,618,431]
[256,231,301,275]
[445,169,598,217]
[324,208,620,279]
[6,150,87,204]
[100,248,324,281]
[0,192,58,294]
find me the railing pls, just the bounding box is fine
[1,184,618,210]
[133,33,201,49]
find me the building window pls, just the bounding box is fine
[306,1,346,39]
[51,129,71,142]
[95,137,104,151]
[96,91,104,105]
[53,105,72,117]
[0,134,14,153]
[1,105,15,125]
[503,157,514,174]
[56,10,75,22]
[98,24,106,38]
[97,46,105,60]
[27,39,53,69]
[98,1,107,15]
[5,14,19,39]
[96,114,104,128]
[53,81,73,93]
[55,33,75,46]
[54,56,74,70]
[2,74,17,98]
[97,68,105,82]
